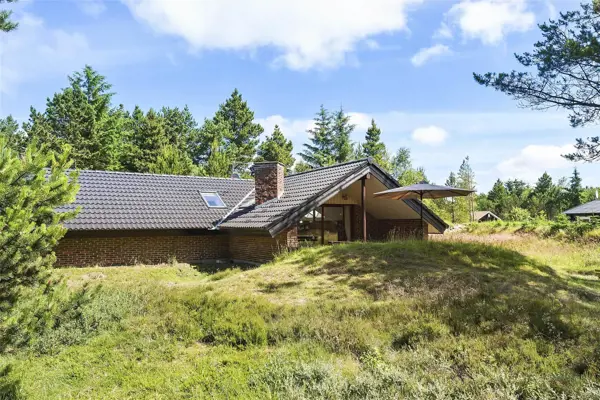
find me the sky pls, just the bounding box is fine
[0,0,598,192]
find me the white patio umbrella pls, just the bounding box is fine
[373,182,474,235]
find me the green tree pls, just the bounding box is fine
[147,144,201,176]
[1,0,18,32]
[201,119,232,177]
[300,105,336,167]
[127,108,169,173]
[457,156,476,222]
[256,125,295,170]
[362,119,390,169]
[567,168,583,209]
[24,66,126,171]
[389,148,427,186]
[293,161,313,173]
[445,172,458,223]
[0,115,26,152]
[0,138,79,311]
[487,179,510,218]
[331,106,355,163]
[212,89,263,173]
[529,172,565,219]
[161,106,201,155]
[474,3,600,161]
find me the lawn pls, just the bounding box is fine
[1,235,600,399]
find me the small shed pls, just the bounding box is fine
[474,211,501,222]
[564,200,600,221]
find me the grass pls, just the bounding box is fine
[1,236,600,398]
[464,219,600,243]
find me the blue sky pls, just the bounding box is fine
[0,0,597,192]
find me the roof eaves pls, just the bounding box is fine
[266,162,371,236]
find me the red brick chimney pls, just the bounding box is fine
[253,162,285,205]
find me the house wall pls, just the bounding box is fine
[55,230,229,267]
[228,227,299,264]
[350,205,427,241]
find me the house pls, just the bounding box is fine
[474,211,501,222]
[564,199,600,221]
[55,158,448,266]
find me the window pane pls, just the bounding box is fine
[201,192,226,208]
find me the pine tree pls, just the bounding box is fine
[147,144,202,176]
[161,105,201,155]
[1,0,18,33]
[487,179,509,217]
[0,115,26,152]
[457,156,476,222]
[567,168,583,208]
[362,119,389,168]
[299,105,335,167]
[201,119,233,177]
[128,108,169,173]
[213,89,263,173]
[445,172,458,223]
[529,172,564,219]
[256,125,295,170]
[24,66,126,171]
[331,106,355,163]
[0,137,79,311]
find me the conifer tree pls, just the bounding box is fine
[299,105,335,167]
[567,168,583,208]
[212,89,263,172]
[0,138,79,311]
[147,144,202,176]
[331,106,355,164]
[362,118,391,169]
[256,125,295,170]
[23,66,126,171]
[457,156,476,222]
[0,115,26,152]
[1,0,18,33]
[445,172,458,223]
[127,108,169,173]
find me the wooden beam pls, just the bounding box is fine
[361,177,367,241]
[321,206,325,245]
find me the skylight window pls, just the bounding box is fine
[201,192,226,208]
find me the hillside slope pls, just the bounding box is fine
[1,239,600,399]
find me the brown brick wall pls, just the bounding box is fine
[56,233,229,267]
[229,227,299,264]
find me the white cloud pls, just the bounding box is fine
[434,22,453,40]
[446,0,535,45]
[410,44,451,67]
[0,14,91,93]
[254,115,314,138]
[121,0,423,70]
[411,126,449,145]
[496,144,575,182]
[76,0,106,16]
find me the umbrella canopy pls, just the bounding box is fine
[373,183,474,200]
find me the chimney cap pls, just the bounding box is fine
[252,161,286,167]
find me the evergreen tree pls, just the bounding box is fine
[567,168,583,208]
[487,179,510,217]
[201,119,232,177]
[127,108,169,173]
[0,115,26,152]
[457,156,476,222]
[1,0,18,32]
[529,172,565,219]
[300,105,336,167]
[331,106,355,164]
[293,161,313,173]
[445,172,458,223]
[256,125,295,170]
[161,105,201,154]
[24,66,126,171]
[147,144,202,176]
[212,89,263,172]
[362,119,390,169]
[0,138,79,311]
[389,147,426,186]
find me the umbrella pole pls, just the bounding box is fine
[420,191,424,240]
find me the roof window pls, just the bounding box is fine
[201,192,227,208]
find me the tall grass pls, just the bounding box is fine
[0,239,599,398]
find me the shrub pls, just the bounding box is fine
[0,139,78,312]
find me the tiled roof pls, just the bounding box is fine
[219,159,372,230]
[564,200,600,215]
[59,170,254,231]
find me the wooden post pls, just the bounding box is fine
[361,177,367,241]
[321,206,325,245]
